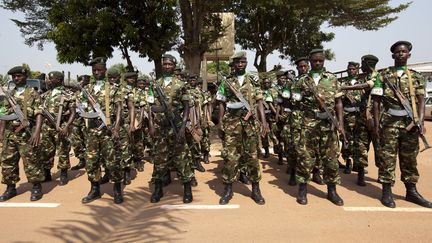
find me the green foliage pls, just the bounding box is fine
[207,61,230,77]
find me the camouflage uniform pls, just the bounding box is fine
[200,90,212,155]
[70,116,86,161]
[261,88,280,154]
[130,86,149,165]
[119,84,134,171]
[186,86,204,163]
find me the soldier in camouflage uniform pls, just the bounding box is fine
[150,54,194,204]
[261,77,280,161]
[140,78,155,164]
[271,72,289,165]
[373,41,432,208]
[294,49,346,206]
[216,51,269,205]
[0,66,44,201]
[79,57,124,204]
[199,79,213,164]
[39,71,76,186]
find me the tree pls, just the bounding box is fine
[207,61,230,77]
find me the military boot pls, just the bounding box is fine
[82,182,101,204]
[163,174,172,187]
[381,183,395,208]
[239,172,249,185]
[277,153,284,165]
[194,159,206,172]
[203,151,210,164]
[327,184,344,206]
[43,169,52,182]
[0,184,17,202]
[357,167,366,187]
[263,147,270,158]
[190,177,198,187]
[183,181,193,203]
[251,182,265,205]
[312,168,324,185]
[288,168,297,186]
[219,183,233,205]
[343,159,352,174]
[150,181,163,203]
[71,159,86,170]
[59,169,69,186]
[297,183,307,205]
[30,183,43,201]
[135,159,144,172]
[100,169,110,184]
[123,168,131,185]
[405,183,432,208]
[113,182,124,204]
[338,160,346,169]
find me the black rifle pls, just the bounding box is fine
[0,85,31,132]
[151,80,179,133]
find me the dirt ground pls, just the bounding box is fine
[1,122,432,243]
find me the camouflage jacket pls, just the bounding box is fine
[339,75,364,110]
[40,86,76,124]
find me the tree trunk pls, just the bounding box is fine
[153,57,162,79]
[119,43,134,72]
[254,51,268,73]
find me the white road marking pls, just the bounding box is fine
[0,203,60,208]
[161,204,240,210]
[344,207,432,212]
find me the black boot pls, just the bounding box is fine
[123,168,131,185]
[277,153,284,165]
[82,182,101,204]
[327,184,344,206]
[43,169,52,182]
[113,182,124,204]
[357,167,366,187]
[312,169,324,185]
[190,177,198,187]
[194,159,206,172]
[71,159,86,170]
[219,183,233,205]
[135,160,144,172]
[288,168,297,186]
[30,183,43,201]
[381,183,395,208]
[183,181,193,203]
[263,147,270,158]
[100,170,110,184]
[343,159,352,174]
[405,183,432,208]
[239,172,249,185]
[297,183,307,205]
[0,184,17,202]
[251,182,265,205]
[338,160,346,169]
[150,181,163,203]
[163,174,172,187]
[352,165,368,174]
[59,169,69,186]
[203,151,210,164]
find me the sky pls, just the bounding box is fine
[0,0,431,79]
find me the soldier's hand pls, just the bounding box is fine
[260,122,270,138]
[59,126,69,137]
[149,125,155,138]
[29,132,41,147]
[112,127,120,139]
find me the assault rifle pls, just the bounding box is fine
[151,80,179,133]
[0,85,31,132]
[41,107,57,128]
[224,78,258,121]
[77,83,110,128]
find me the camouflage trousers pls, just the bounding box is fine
[151,123,194,183]
[200,126,211,153]
[84,127,122,183]
[39,124,71,170]
[186,129,202,162]
[352,114,375,168]
[377,126,419,184]
[119,123,133,170]
[131,127,146,163]
[296,121,341,185]
[221,115,262,184]
[1,127,44,184]
[279,112,297,168]
[262,117,281,153]
[341,111,357,161]
[70,118,86,160]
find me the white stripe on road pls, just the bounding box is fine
[344,207,432,212]
[0,203,60,208]
[161,204,240,210]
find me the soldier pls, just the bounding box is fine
[261,77,280,161]
[216,51,269,205]
[150,54,194,204]
[141,78,155,164]
[373,41,432,208]
[0,66,44,201]
[295,49,346,206]
[39,71,76,185]
[199,78,213,164]
[79,57,124,204]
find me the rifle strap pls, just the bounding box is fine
[23,87,29,120]
[104,82,111,126]
[246,75,253,109]
[406,69,418,121]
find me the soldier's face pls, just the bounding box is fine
[392,45,411,65]
[48,77,61,86]
[310,53,325,71]
[92,65,107,80]
[189,78,197,87]
[277,76,286,86]
[12,73,27,85]
[126,77,136,86]
[347,66,358,77]
[361,61,376,73]
[233,58,247,73]
[263,80,271,89]
[296,61,309,75]
[162,59,175,74]
[108,75,120,84]
[137,81,146,89]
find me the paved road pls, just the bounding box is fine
[1,123,432,242]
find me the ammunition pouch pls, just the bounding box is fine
[226,107,248,118]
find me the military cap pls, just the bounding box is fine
[347,61,360,68]
[361,54,379,63]
[276,70,286,77]
[124,72,138,79]
[309,48,324,56]
[137,76,148,82]
[162,54,177,64]
[7,66,28,75]
[175,65,182,71]
[231,51,247,60]
[294,57,308,65]
[390,40,412,53]
[48,71,64,80]
[90,57,107,67]
[107,67,121,77]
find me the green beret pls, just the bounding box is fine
[361,54,379,63]
[48,71,64,80]
[390,41,412,53]
[276,71,286,77]
[107,67,121,77]
[347,61,360,68]
[90,57,107,67]
[7,66,28,75]
[162,54,177,64]
[137,76,148,82]
[124,72,138,79]
[294,57,309,65]
[231,51,247,60]
[309,49,324,56]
